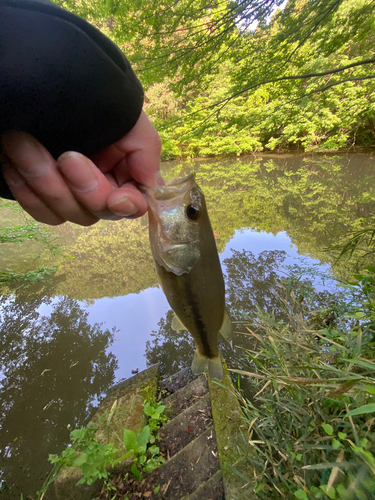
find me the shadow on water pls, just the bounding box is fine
[0,284,117,499]
[0,153,375,497]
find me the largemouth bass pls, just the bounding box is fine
[142,173,232,381]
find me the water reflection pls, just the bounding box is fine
[0,153,375,497]
[0,291,117,499]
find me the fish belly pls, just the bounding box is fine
[156,258,225,359]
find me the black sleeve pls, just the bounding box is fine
[0,0,144,200]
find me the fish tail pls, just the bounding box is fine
[208,356,223,381]
[191,350,223,381]
[191,350,208,375]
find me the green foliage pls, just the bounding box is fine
[38,392,166,498]
[233,269,375,498]
[49,422,118,485]
[53,0,375,157]
[120,424,164,476]
[0,222,59,286]
[142,384,168,440]
[0,266,56,285]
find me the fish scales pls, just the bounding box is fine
[142,173,232,381]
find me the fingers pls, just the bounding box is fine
[114,111,161,188]
[1,111,161,226]
[2,162,65,225]
[2,132,98,226]
[57,152,148,218]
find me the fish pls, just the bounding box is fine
[142,173,232,381]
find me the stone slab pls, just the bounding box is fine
[54,364,159,500]
[208,359,256,500]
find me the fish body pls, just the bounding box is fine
[143,173,232,380]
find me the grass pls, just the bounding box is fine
[232,270,375,499]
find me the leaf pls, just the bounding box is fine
[342,358,375,370]
[155,405,165,413]
[143,403,154,416]
[347,404,375,417]
[154,485,161,494]
[322,423,334,436]
[320,485,336,499]
[144,458,159,473]
[123,429,138,452]
[137,425,150,449]
[143,492,152,498]
[332,439,341,450]
[131,463,142,480]
[294,489,309,500]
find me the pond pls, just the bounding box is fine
[0,152,374,499]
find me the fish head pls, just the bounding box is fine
[143,173,206,276]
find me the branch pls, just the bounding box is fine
[274,74,375,110]
[170,67,375,138]
[206,58,375,111]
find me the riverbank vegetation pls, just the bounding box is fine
[55,0,375,158]
[233,264,375,498]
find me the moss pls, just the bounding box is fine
[208,359,255,500]
[55,364,159,500]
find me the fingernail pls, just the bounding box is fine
[109,196,138,217]
[57,151,98,192]
[2,163,26,187]
[2,132,51,177]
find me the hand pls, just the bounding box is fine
[0,111,161,226]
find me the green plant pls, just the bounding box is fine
[143,402,167,439]
[120,425,164,478]
[232,271,375,499]
[37,391,167,499]
[142,385,168,440]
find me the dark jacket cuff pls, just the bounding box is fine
[0,0,144,200]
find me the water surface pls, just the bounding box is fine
[0,152,374,498]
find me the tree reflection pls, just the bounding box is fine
[145,311,195,376]
[224,249,288,321]
[0,294,117,500]
[145,250,288,377]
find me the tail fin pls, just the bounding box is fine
[208,356,223,381]
[191,350,208,375]
[191,351,223,381]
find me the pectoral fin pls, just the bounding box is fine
[219,309,233,348]
[171,314,187,331]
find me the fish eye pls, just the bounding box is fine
[186,204,200,221]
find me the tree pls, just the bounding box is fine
[53,0,375,152]
[0,294,117,498]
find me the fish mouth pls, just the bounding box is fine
[141,173,196,203]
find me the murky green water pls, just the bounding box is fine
[0,152,374,499]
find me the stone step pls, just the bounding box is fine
[182,469,225,500]
[160,367,198,396]
[138,426,220,500]
[159,392,212,458]
[162,374,208,419]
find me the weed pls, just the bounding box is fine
[233,270,375,499]
[36,392,167,499]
